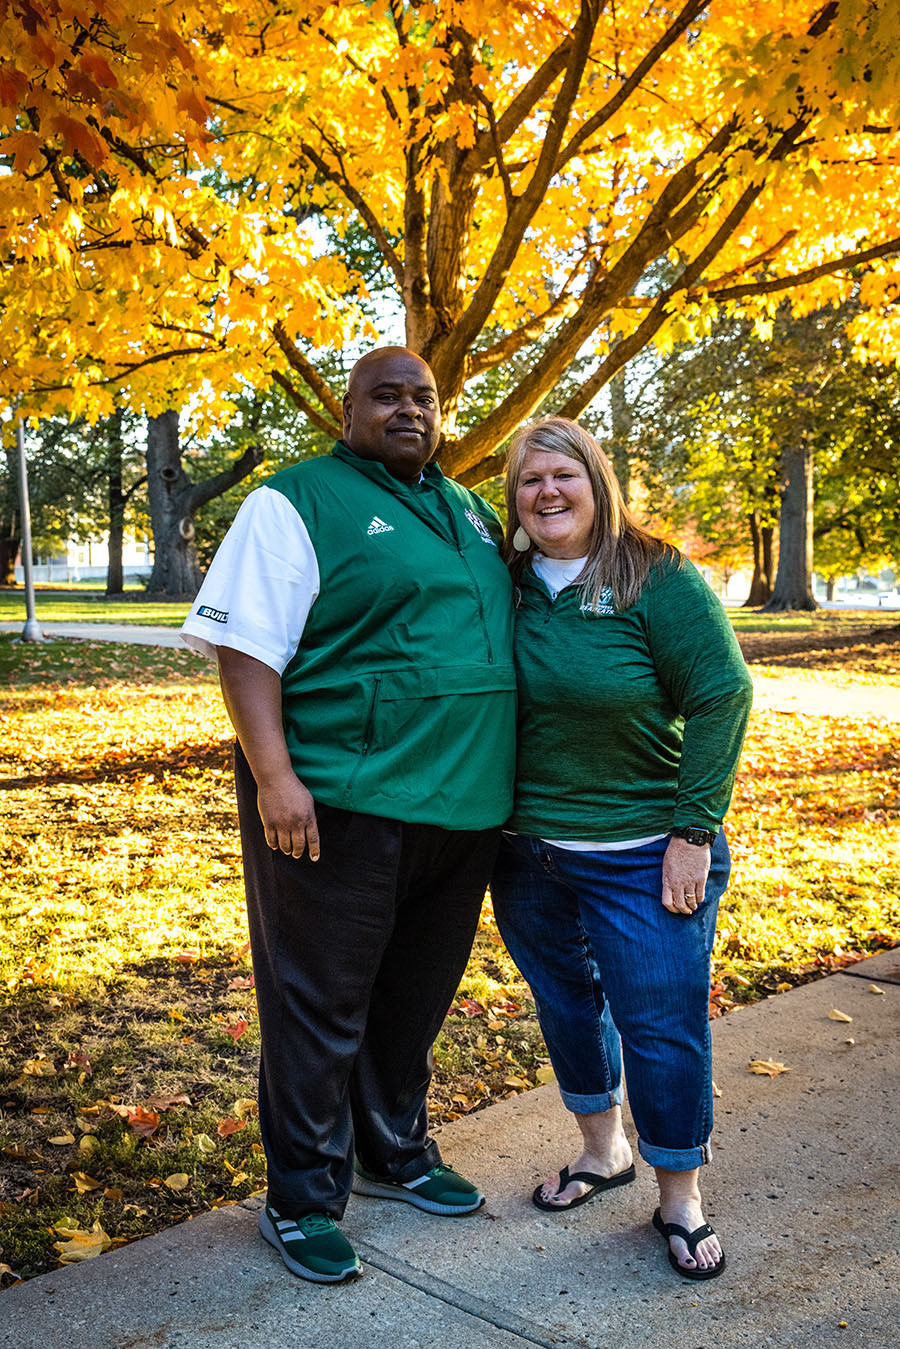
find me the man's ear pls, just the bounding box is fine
[341,393,352,440]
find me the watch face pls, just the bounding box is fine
[683,827,714,845]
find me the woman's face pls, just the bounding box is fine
[515,449,596,559]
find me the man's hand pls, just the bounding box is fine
[661,836,711,915]
[216,648,321,862]
[257,773,320,861]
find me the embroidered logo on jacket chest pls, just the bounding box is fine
[464,508,497,546]
[366,516,395,536]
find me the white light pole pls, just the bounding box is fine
[16,415,44,643]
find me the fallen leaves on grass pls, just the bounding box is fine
[217,1117,246,1138]
[144,1093,191,1111]
[748,1059,791,1076]
[105,1103,161,1138]
[63,1050,93,1076]
[163,1173,190,1192]
[71,1172,102,1194]
[222,1018,249,1041]
[52,1219,111,1263]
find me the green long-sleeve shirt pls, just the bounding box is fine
[509,554,754,841]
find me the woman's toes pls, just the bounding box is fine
[541,1172,591,1205]
[671,1232,721,1270]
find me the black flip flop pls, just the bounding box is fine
[532,1162,636,1212]
[652,1207,726,1280]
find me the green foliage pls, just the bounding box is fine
[627,301,900,580]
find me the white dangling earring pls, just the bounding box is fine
[512,525,532,552]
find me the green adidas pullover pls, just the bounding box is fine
[509,554,753,841]
[267,442,516,830]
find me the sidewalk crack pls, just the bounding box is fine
[355,1242,592,1349]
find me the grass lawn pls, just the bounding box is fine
[0,629,898,1284]
[726,608,900,634]
[0,590,189,628]
[2,584,899,634]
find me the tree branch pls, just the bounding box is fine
[465,253,593,377]
[187,443,264,513]
[272,321,344,423]
[704,235,900,303]
[472,36,574,169]
[558,0,711,168]
[271,370,343,440]
[299,137,404,287]
[473,86,515,210]
[435,0,603,379]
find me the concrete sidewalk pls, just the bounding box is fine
[0,620,182,647]
[3,949,898,1349]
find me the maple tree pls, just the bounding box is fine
[2,0,900,491]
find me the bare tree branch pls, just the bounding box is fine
[187,442,264,513]
[472,36,574,169]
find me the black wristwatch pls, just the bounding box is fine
[670,826,718,846]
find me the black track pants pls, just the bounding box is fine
[235,744,500,1219]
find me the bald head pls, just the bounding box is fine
[342,347,441,481]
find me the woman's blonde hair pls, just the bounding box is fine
[503,416,679,612]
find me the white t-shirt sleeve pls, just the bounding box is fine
[180,485,320,674]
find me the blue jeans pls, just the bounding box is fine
[491,832,731,1171]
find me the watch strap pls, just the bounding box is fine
[670,826,718,846]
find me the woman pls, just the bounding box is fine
[492,417,753,1281]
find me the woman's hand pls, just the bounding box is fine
[661,837,711,914]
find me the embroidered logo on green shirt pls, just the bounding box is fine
[579,587,615,616]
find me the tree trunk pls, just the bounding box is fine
[1,446,20,585]
[145,411,205,598]
[608,366,633,507]
[743,512,774,606]
[763,442,817,612]
[826,575,836,601]
[106,408,125,596]
[145,410,264,599]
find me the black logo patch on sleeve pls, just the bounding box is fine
[198,605,228,623]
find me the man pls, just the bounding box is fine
[181,347,515,1283]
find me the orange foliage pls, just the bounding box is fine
[2,3,900,477]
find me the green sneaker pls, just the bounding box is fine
[258,1202,362,1283]
[352,1161,484,1216]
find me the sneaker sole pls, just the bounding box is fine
[258,1209,362,1283]
[351,1173,484,1216]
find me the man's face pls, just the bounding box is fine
[342,350,441,481]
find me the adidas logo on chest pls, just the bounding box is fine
[366,516,395,536]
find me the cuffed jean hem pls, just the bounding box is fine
[558,1083,625,1115]
[637,1137,712,1171]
